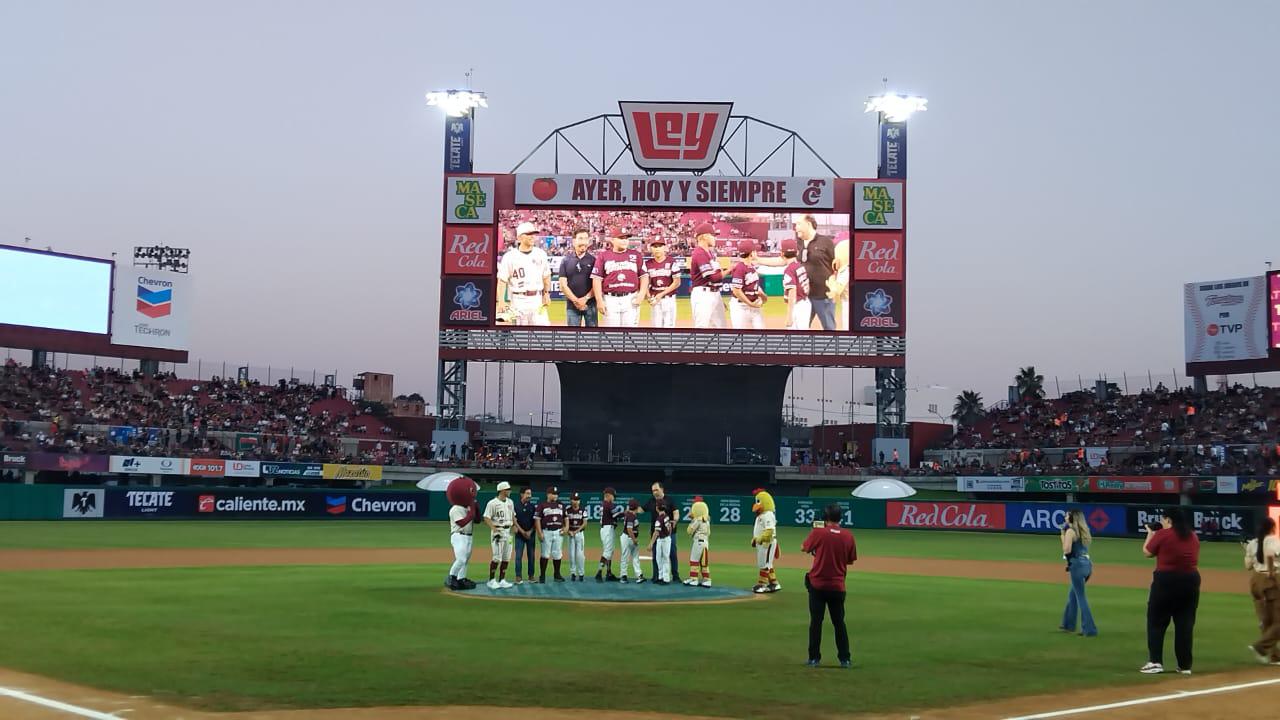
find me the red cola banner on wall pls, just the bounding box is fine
[852,232,903,281]
[887,502,1007,531]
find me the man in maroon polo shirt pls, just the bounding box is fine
[801,504,857,668]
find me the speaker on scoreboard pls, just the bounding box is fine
[556,363,789,465]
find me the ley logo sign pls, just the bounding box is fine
[619,101,733,172]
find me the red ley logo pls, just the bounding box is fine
[619,101,733,172]
[443,226,493,274]
[853,233,903,280]
[198,495,216,513]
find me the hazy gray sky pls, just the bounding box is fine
[2,1,1277,425]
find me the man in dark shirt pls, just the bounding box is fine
[513,486,537,584]
[559,229,598,327]
[802,504,857,667]
[795,215,837,331]
[643,481,681,582]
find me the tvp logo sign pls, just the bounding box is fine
[446,176,493,224]
[443,226,493,274]
[619,102,732,172]
[440,276,493,327]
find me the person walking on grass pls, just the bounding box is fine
[1245,516,1280,665]
[1058,509,1098,637]
[1140,507,1200,675]
[803,504,856,668]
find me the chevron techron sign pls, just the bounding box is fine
[136,278,173,318]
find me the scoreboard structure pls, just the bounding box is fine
[433,101,913,464]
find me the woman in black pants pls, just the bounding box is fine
[1140,507,1201,675]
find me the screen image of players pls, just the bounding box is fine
[688,222,729,329]
[559,228,597,327]
[645,239,679,328]
[496,221,552,325]
[591,227,648,327]
[795,215,838,331]
[728,240,765,330]
[781,238,811,330]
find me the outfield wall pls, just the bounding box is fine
[1,485,1264,539]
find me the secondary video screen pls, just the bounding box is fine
[0,246,113,334]
[494,210,852,332]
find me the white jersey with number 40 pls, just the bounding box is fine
[497,248,551,293]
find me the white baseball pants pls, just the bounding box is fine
[599,525,616,559]
[690,286,727,328]
[655,536,673,582]
[649,296,677,327]
[790,299,812,330]
[620,534,642,579]
[756,539,777,570]
[566,532,586,576]
[729,299,764,329]
[449,533,473,578]
[511,295,548,325]
[601,293,639,327]
[490,529,513,563]
[689,536,709,564]
[540,529,563,559]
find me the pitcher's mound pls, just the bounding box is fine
[448,580,757,603]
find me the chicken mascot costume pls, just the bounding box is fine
[751,489,781,593]
[445,476,480,590]
[684,497,712,587]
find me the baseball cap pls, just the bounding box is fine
[516,221,540,236]
[649,237,666,246]
[603,486,617,496]
[780,237,799,253]
[736,239,757,255]
[607,226,630,239]
[570,492,581,501]
[693,222,717,237]
[496,481,511,492]
[546,485,559,495]
[628,498,640,510]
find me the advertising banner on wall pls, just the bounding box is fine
[225,460,261,478]
[852,233,903,281]
[440,276,495,328]
[27,453,110,473]
[851,281,904,334]
[260,462,324,480]
[443,226,494,275]
[957,476,1026,492]
[108,456,190,475]
[444,114,472,173]
[514,174,834,209]
[101,488,427,519]
[1128,505,1263,537]
[445,176,494,224]
[852,181,904,230]
[886,502,1006,531]
[321,463,383,481]
[109,267,191,351]
[2,453,28,467]
[1005,503,1129,537]
[1183,275,1267,363]
[189,459,225,478]
[62,488,104,519]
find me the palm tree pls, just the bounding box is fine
[951,390,985,427]
[1015,366,1046,401]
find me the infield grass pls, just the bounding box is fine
[0,560,1260,718]
[0,521,1248,570]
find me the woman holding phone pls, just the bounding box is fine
[1058,509,1097,636]
[1140,507,1200,675]
[1245,516,1280,664]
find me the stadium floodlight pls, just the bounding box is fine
[426,89,488,117]
[865,93,928,122]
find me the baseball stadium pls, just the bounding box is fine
[4,4,1280,719]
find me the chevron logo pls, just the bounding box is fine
[136,284,172,318]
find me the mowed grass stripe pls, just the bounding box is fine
[0,521,1249,570]
[0,563,1261,718]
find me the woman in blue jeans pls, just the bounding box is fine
[1059,509,1098,636]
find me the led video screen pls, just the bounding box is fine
[0,246,113,334]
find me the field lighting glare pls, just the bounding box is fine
[865,93,928,122]
[427,90,488,117]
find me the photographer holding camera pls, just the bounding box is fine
[1058,510,1097,637]
[1245,516,1280,664]
[1140,507,1200,675]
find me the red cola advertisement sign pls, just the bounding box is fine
[852,232,903,281]
[443,226,493,275]
[887,502,1006,531]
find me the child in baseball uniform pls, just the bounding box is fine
[482,481,516,589]
[728,240,766,330]
[595,487,622,582]
[781,238,811,330]
[619,498,645,583]
[751,489,780,594]
[644,239,679,328]
[684,497,712,587]
[648,502,675,585]
[564,492,589,581]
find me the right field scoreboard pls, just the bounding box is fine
[1183,272,1280,376]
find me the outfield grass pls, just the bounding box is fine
[0,521,1248,570]
[0,561,1260,718]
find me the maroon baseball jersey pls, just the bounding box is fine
[644,257,678,294]
[600,500,617,526]
[536,501,564,531]
[565,505,586,532]
[654,507,673,538]
[783,260,809,301]
[623,510,640,538]
[591,249,646,293]
[729,261,762,301]
[689,246,724,288]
